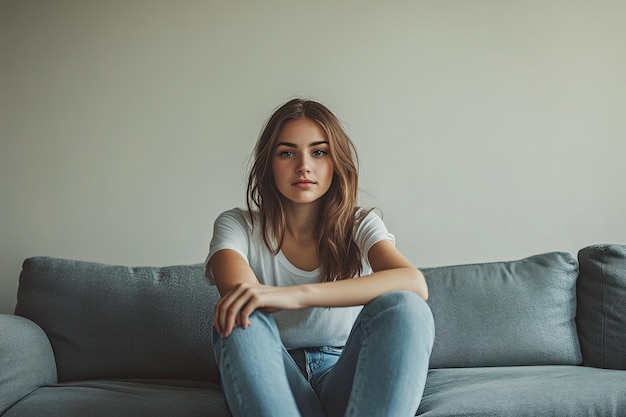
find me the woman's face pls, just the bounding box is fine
[271,118,334,208]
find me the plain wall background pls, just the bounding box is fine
[1,0,625,314]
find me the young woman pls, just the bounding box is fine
[205,98,434,417]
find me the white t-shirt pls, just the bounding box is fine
[205,207,395,349]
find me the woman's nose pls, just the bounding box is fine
[296,154,311,173]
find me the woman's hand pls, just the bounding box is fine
[214,282,303,338]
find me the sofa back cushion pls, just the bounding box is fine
[577,244,626,370]
[15,257,221,383]
[423,252,581,368]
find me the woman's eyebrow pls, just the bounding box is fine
[275,141,329,148]
[309,141,329,147]
[275,142,297,148]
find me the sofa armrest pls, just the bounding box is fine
[577,244,626,370]
[0,314,57,414]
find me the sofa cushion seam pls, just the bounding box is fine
[600,251,606,369]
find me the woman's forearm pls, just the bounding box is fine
[297,267,428,308]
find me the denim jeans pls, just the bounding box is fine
[212,291,435,417]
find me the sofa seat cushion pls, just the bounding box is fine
[418,365,626,417]
[2,379,230,417]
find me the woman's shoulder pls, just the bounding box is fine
[355,207,383,226]
[215,207,258,228]
[353,207,394,250]
[354,207,390,235]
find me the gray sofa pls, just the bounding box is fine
[1,244,625,417]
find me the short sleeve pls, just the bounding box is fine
[204,209,251,284]
[354,210,395,269]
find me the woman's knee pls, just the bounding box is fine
[213,310,280,350]
[365,291,434,332]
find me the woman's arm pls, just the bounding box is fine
[210,249,307,337]
[211,240,427,338]
[293,239,428,308]
[208,249,259,296]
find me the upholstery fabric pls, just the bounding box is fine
[4,251,626,417]
[2,380,230,417]
[14,257,221,383]
[422,252,581,368]
[418,365,626,417]
[0,315,57,414]
[577,244,626,369]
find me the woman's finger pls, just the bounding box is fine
[216,285,243,334]
[217,284,256,337]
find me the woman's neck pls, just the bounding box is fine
[283,202,319,242]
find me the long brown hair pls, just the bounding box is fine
[247,98,365,282]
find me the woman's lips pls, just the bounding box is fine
[292,180,316,188]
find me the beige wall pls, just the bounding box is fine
[1,0,625,313]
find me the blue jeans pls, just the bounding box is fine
[212,291,435,417]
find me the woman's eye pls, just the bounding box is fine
[279,151,294,158]
[312,150,327,157]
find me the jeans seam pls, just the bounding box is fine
[345,312,371,417]
[311,349,324,372]
[220,339,248,416]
